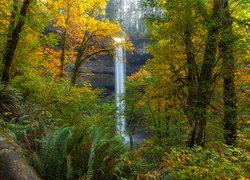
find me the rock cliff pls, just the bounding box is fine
[80,37,151,97]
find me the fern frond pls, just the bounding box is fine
[34,126,74,179]
[0,83,21,120]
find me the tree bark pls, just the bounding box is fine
[70,32,88,85]
[59,2,70,79]
[183,29,197,126]
[219,0,238,146]
[6,0,18,43]
[187,0,224,148]
[0,137,41,180]
[59,30,66,78]
[71,63,80,85]
[71,48,111,85]
[1,0,33,83]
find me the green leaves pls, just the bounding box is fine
[32,125,127,180]
[158,146,249,179]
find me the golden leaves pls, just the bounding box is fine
[42,47,61,76]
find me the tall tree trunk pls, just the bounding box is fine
[70,31,87,85]
[59,30,66,78]
[71,64,79,85]
[59,3,70,78]
[184,29,197,126]
[187,0,224,148]
[1,0,33,83]
[71,41,84,85]
[220,0,238,146]
[6,0,18,42]
[2,0,18,77]
[70,30,111,85]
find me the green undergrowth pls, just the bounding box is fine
[132,146,249,179]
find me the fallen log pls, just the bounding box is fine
[0,137,41,180]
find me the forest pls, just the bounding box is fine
[0,0,249,179]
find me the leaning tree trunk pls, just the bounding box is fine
[220,0,238,146]
[70,33,87,85]
[186,0,224,148]
[1,0,33,83]
[6,0,18,43]
[0,137,41,180]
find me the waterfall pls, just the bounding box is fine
[114,37,128,141]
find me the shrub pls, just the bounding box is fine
[155,146,249,179]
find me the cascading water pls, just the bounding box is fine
[114,37,128,142]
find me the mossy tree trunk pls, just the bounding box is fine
[186,0,224,148]
[1,0,33,83]
[183,28,197,126]
[220,0,238,146]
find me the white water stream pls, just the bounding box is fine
[114,38,129,142]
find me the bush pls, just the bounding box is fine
[149,146,249,179]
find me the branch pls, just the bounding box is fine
[80,49,112,63]
[37,0,52,10]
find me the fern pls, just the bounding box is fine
[84,126,126,180]
[66,155,74,179]
[32,152,45,176]
[86,131,97,180]
[32,125,128,180]
[33,127,74,179]
[0,83,21,120]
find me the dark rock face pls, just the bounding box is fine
[80,37,151,97]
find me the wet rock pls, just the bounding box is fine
[80,38,151,97]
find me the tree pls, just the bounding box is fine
[70,20,124,84]
[142,0,246,147]
[143,0,210,147]
[220,0,237,146]
[186,0,224,147]
[53,0,125,84]
[131,0,203,147]
[58,0,70,78]
[1,0,33,83]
